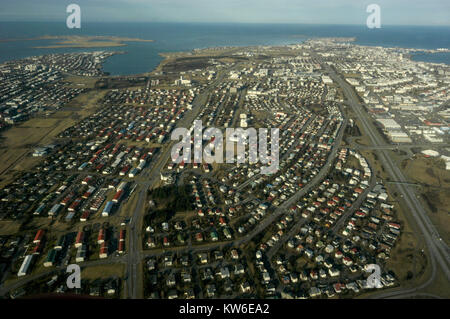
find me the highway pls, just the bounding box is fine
[349,143,450,151]
[126,79,348,297]
[344,133,449,152]
[0,61,245,299]
[322,60,450,298]
[124,64,239,298]
[3,53,448,300]
[124,85,208,298]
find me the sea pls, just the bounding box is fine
[0,22,449,76]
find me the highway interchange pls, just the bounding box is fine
[321,59,449,298]
[1,50,448,300]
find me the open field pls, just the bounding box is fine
[0,120,64,185]
[402,155,450,187]
[64,75,100,89]
[81,264,125,280]
[0,221,21,235]
[384,204,428,284]
[400,155,450,246]
[155,47,250,74]
[422,264,450,298]
[0,89,108,187]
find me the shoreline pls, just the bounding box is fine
[111,39,450,78]
[0,35,448,77]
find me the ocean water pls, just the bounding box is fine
[0,22,449,75]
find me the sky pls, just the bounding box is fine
[0,0,449,26]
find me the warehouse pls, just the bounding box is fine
[75,231,85,248]
[376,118,402,130]
[17,255,34,277]
[387,131,412,143]
[99,242,108,259]
[33,229,45,244]
[54,235,66,250]
[98,228,106,244]
[102,201,114,217]
[44,249,58,267]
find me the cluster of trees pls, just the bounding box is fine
[345,124,361,137]
[149,185,193,212]
[146,208,175,225]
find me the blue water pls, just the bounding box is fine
[0,22,449,75]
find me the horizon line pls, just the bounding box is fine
[0,20,449,27]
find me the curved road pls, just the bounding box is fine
[322,59,449,298]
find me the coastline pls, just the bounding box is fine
[0,30,448,76]
[147,39,448,79]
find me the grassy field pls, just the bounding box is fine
[422,265,450,298]
[0,89,107,188]
[64,75,100,89]
[0,220,21,235]
[352,118,371,146]
[384,204,428,284]
[0,119,65,186]
[400,155,450,246]
[81,264,125,280]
